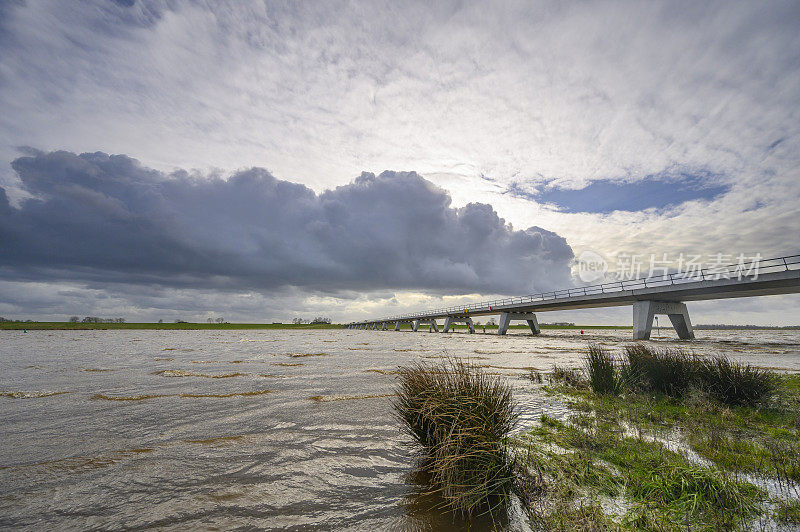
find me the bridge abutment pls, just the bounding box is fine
[497,312,540,335]
[632,300,695,340]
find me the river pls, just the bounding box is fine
[1,328,799,530]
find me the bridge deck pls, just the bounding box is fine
[350,255,800,326]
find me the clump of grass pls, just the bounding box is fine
[549,364,583,387]
[585,344,623,395]
[776,500,800,525]
[394,358,522,519]
[624,344,697,397]
[697,356,775,407]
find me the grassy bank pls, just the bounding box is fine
[521,346,800,530]
[393,347,800,529]
[0,322,343,330]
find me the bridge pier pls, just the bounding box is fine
[633,300,694,340]
[381,322,387,331]
[443,316,475,333]
[394,321,400,331]
[412,319,439,332]
[497,312,540,335]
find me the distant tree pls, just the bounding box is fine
[487,318,497,326]
[158,319,163,324]
[68,316,80,323]
[216,317,224,323]
[0,317,9,322]
[292,317,307,324]
[473,320,482,327]
[116,318,125,323]
[207,318,213,323]
[310,316,331,324]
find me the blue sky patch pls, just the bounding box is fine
[508,172,731,214]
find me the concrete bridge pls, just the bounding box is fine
[346,254,800,340]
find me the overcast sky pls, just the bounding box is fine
[1,0,799,324]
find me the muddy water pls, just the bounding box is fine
[1,328,799,530]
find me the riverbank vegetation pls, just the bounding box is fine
[395,347,800,529]
[0,321,344,330]
[524,344,800,529]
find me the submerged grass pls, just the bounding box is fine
[394,358,524,519]
[533,348,800,528]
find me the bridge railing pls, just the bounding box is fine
[350,254,800,325]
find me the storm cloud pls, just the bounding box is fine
[0,150,573,296]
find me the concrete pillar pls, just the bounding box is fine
[412,320,420,332]
[443,316,454,332]
[381,322,387,331]
[394,321,400,331]
[417,319,439,332]
[497,312,540,335]
[443,316,475,333]
[633,300,695,340]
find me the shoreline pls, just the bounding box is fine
[0,322,635,331]
[2,322,796,331]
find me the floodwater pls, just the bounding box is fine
[1,328,799,530]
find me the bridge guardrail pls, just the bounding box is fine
[350,254,800,325]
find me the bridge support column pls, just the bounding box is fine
[497,312,540,335]
[381,322,387,331]
[412,320,420,332]
[443,316,475,333]
[394,321,400,331]
[633,301,694,340]
[417,319,439,332]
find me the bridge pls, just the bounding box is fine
[346,254,800,339]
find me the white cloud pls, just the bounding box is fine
[0,0,798,323]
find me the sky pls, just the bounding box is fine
[1,0,799,325]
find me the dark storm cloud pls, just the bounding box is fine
[0,150,573,295]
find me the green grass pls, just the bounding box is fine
[776,500,800,525]
[697,355,776,406]
[624,344,698,397]
[0,322,343,330]
[585,344,623,395]
[533,366,800,528]
[526,400,765,529]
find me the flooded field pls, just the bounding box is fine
[1,328,799,530]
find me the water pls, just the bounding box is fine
[1,328,799,530]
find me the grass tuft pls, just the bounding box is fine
[585,344,623,395]
[697,355,775,407]
[624,344,697,397]
[394,358,522,519]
